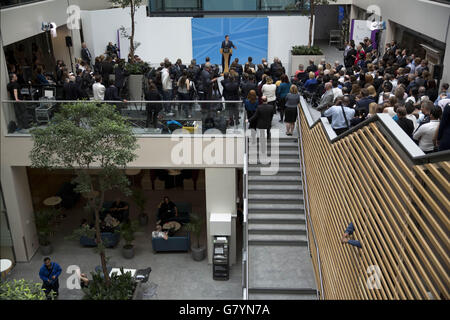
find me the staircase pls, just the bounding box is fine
[246,137,317,300]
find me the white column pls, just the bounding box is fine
[0,166,38,262]
[205,168,237,265]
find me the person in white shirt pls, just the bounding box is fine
[331,80,343,101]
[413,107,441,153]
[92,75,105,101]
[161,62,173,114]
[405,101,419,131]
[262,76,277,111]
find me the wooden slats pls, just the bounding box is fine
[298,110,450,300]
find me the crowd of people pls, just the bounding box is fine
[5,37,450,151]
[295,37,450,153]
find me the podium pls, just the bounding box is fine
[220,48,233,73]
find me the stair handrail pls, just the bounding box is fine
[297,104,324,300]
[242,110,249,300]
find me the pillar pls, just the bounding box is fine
[0,166,38,262]
[205,168,237,265]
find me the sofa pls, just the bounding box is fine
[80,232,120,248]
[152,202,192,252]
[152,230,190,252]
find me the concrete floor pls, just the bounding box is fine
[5,179,243,300]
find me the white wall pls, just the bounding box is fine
[268,16,311,73]
[81,8,311,68]
[0,0,68,46]
[81,7,193,65]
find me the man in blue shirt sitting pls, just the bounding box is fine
[39,257,62,299]
[323,96,355,136]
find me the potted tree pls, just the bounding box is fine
[34,208,57,255]
[30,102,138,285]
[185,214,206,261]
[116,220,140,259]
[132,189,148,226]
[124,61,150,100]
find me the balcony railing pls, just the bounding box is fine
[1,100,246,136]
[298,97,450,299]
[0,0,46,9]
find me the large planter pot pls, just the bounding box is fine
[128,74,144,101]
[191,246,206,261]
[289,52,326,77]
[122,245,135,259]
[40,244,53,255]
[139,214,148,226]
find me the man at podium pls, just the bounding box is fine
[221,35,237,73]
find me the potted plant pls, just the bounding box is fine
[132,189,148,226]
[116,220,140,259]
[34,208,57,255]
[82,268,137,300]
[185,214,206,261]
[289,45,325,77]
[124,61,151,100]
[0,279,49,300]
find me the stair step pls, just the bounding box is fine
[248,288,317,300]
[248,175,301,182]
[248,166,301,174]
[248,184,303,192]
[248,203,304,212]
[248,234,307,246]
[249,157,300,164]
[248,193,302,201]
[248,213,306,223]
[248,223,306,235]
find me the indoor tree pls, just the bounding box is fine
[290,0,337,47]
[110,0,144,63]
[30,102,138,285]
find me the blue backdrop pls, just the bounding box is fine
[192,17,268,67]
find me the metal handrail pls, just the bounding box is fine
[297,106,325,300]
[242,111,249,300]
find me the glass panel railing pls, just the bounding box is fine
[1,100,246,136]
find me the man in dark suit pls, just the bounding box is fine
[247,96,274,153]
[64,75,83,100]
[355,88,375,118]
[81,42,92,67]
[105,80,127,108]
[101,56,114,86]
[221,74,240,125]
[221,35,237,72]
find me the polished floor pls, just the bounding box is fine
[5,171,243,300]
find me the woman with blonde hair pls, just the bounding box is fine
[367,85,377,99]
[262,76,277,111]
[284,85,300,135]
[367,102,378,118]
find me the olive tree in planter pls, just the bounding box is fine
[30,102,138,286]
[185,214,206,261]
[132,188,148,226]
[116,220,140,259]
[34,208,57,255]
